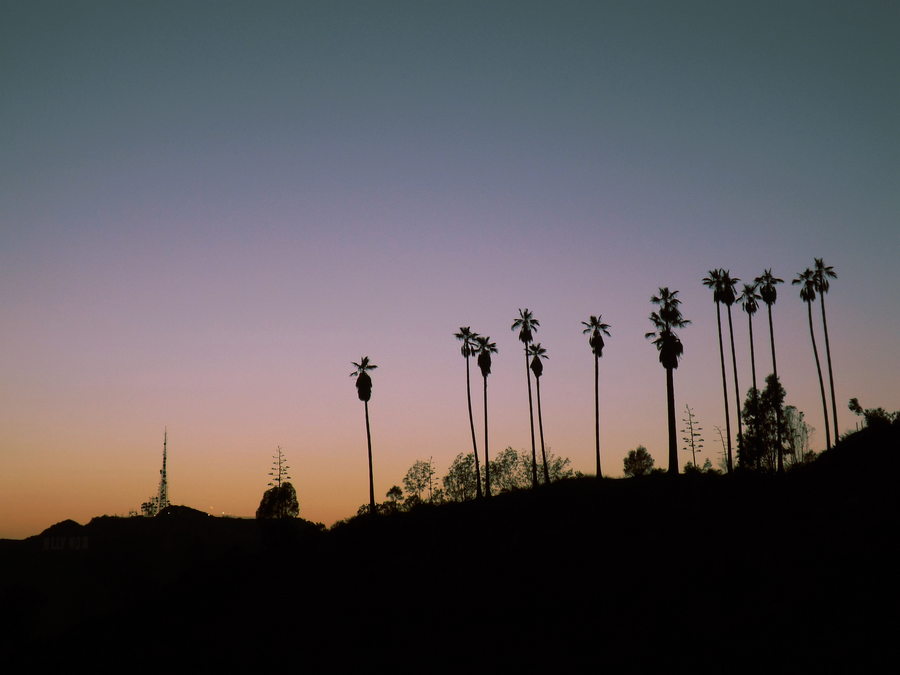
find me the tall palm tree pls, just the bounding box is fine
[645,288,690,474]
[739,282,763,392]
[721,270,744,463]
[527,343,551,485]
[511,309,540,488]
[793,269,832,450]
[755,269,784,472]
[454,327,483,499]
[474,335,497,497]
[351,356,378,516]
[702,269,733,474]
[582,315,611,477]
[814,258,839,441]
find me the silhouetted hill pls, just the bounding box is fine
[2,426,895,672]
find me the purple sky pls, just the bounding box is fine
[2,1,898,538]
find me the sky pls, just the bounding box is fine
[2,0,898,539]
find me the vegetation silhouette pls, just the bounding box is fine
[681,404,704,469]
[739,282,762,392]
[256,446,298,519]
[582,315,611,476]
[527,342,552,485]
[755,269,786,471]
[703,269,735,473]
[646,287,689,474]
[453,327,483,498]
[793,269,832,450]
[351,356,378,515]
[474,335,498,496]
[511,308,540,488]
[623,445,654,476]
[721,270,745,461]
[814,258,839,441]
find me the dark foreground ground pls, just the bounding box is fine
[2,425,897,672]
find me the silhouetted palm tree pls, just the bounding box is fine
[721,270,744,462]
[351,357,378,516]
[646,288,690,474]
[454,327,483,499]
[527,343,551,485]
[582,315,611,477]
[793,269,832,450]
[814,258,839,441]
[739,282,763,392]
[702,269,733,474]
[511,309,540,488]
[474,335,497,497]
[755,268,785,472]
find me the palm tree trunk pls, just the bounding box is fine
[594,353,601,477]
[466,356,483,498]
[525,347,538,488]
[806,300,832,450]
[483,374,491,497]
[819,293,839,441]
[365,400,375,516]
[535,376,551,484]
[715,303,734,473]
[727,305,744,464]
[768,305,784,473]
[666,366,678,474]
[748,312,757,392]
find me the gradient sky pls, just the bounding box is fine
[2,1,898,539]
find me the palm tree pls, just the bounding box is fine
[511,309,540,488]
[474,335,497,497]
[351,356,378,516]
[645,288,690,474]
[755,269,785,472]
[527,343,551,485]
[582,315,611,477]
[793,269,832,450]
[721,270,744,463]
[814,258,839,441]
[454,327,483,499]
[739,282,763,392]
[702,269,733,474]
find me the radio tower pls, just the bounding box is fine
[157,427,169,512]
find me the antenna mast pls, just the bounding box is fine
[157,427,169,512]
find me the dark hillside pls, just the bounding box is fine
[2,425,896,672]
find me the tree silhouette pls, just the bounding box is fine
[351,356,378,516]
[527,342,551,485]
[721,270,744,461]
[582,315,611,477]
[646,287,690,474]
[257,446,298,518]
[793,270,832,450]
[754,268,785,472]
[623,445,654,477]
[511,308,540,488]
[454,327,483,499]
[739,282,762,392]
[814,258,839,441]
[474,335,498,497]
[702,270,734,474]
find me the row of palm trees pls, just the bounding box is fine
[701,259,839,475]
[454,311,613,497]
[350,258,839,513]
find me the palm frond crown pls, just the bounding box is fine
[754,269,784,307]
[582,315,611,357]
[511,308,539,345]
